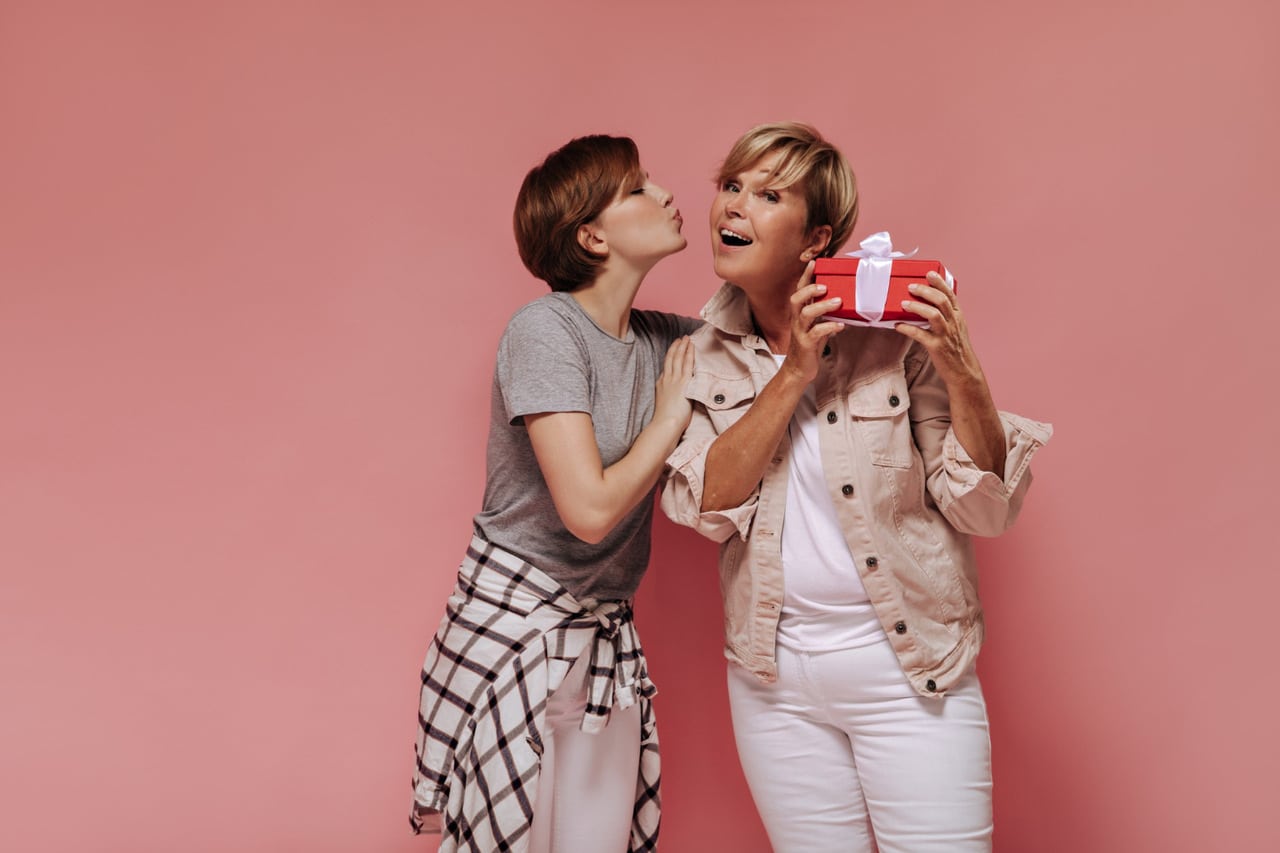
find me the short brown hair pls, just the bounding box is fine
[716,122,858,257]
[513,135,643,292]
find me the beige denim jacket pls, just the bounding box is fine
[660,283,1052,696]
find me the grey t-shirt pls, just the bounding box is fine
[472,292,700,601]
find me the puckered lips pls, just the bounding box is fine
[718,226,753,247]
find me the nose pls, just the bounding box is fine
[723,190,744,218]
[655,183,674,207]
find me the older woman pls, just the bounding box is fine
[661,122,1051,852]
[412,134,697,853]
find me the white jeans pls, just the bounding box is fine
[727,631,993,853]
[528,650,641,853]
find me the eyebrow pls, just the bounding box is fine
[749,175,787,191]
[720,167,790,191]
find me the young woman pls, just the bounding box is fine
[411,135,698,853]
[661,122,1052,852]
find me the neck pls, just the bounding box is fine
[743,273,801,354]
[570,263,648,339]
[751,306,790,354]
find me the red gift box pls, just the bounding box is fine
[813,256,957,326]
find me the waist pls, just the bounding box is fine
[460,534,638,643]
[776,601,886,651]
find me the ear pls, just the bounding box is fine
[803,224,833,260]
[577,223,609,257]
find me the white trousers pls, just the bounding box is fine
[528,650,641,853]
[727,632,993,853]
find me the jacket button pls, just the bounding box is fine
[822,344,832,357]
[841,484,854,496]
[865,557,878,569]
[713,393,725,404]
[926,679,937,692]
[826,411,838,424]
[889,394,900,407]
[894,621,907,634]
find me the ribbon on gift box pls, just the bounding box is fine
[829,229,962,325]
[844,231,917,324]
[835,231,956,327]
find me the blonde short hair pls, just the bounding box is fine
[716,122,858,257]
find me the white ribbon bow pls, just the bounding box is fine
[843,231,917,324]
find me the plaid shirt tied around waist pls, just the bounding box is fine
[411,536,661,851]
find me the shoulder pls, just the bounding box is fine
[506,293,581,334]
[498,294,590,364]
[629,308,703,343]
[687,318,741,357]
[502,294,589,344]
[902,339,930,380]
[683,321,757,389]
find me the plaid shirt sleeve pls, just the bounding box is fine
[411,537,661,852]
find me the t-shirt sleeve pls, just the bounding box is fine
[496,302,592,424]
[673,312,703,339]
[635,309,704,349]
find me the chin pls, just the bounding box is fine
[712,252,740,282]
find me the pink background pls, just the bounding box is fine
[3,1,1277,850]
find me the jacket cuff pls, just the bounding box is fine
[944,411,1052,492]
[661,437,758,543]
[936,411,1052,533]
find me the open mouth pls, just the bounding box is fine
[719,228,753,247]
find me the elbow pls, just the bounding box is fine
[568,525,609,545]
[700,494,731,514]
[701,484,746,515]
[942,502,1016,538]
[561,509,614,545]
[957,519,1011,539]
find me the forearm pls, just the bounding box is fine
[702,366,808,512]
[946,375,1007,477]
[588,412,689,537]
[528,409,688,545]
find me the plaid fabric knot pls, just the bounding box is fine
[580,599,653,731]
[590,600,628,637]
[411,536,662,851]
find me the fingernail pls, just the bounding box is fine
[816,284,827,292]
[908,283,919,292]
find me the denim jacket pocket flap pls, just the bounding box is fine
[846,375,911,419]
[846,375,913,468]
[688,375,757,411]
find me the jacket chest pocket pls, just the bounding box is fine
[845,374,914,469]
[688,375,757,434]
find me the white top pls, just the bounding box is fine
[773,355,884,651]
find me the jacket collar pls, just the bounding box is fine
[699,282,757,336]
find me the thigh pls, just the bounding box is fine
[530,651,641,853]
[726,654,876,853]
[813,640,993,853]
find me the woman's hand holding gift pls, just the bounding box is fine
[894,271,988,392]
[894,271,1006,477]
[781,261,845,385]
